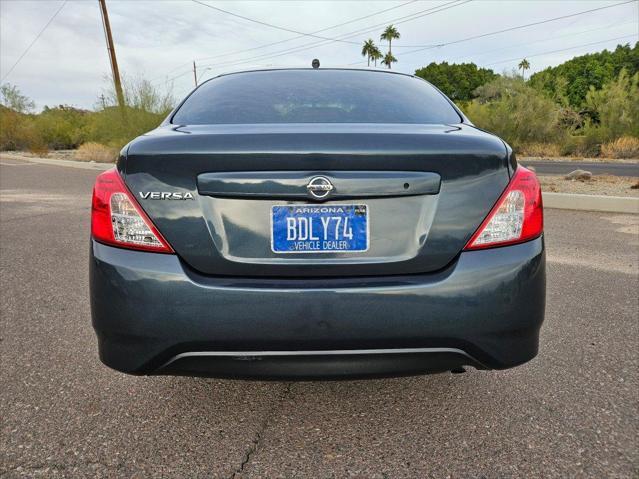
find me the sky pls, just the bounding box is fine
[1,0,637,111]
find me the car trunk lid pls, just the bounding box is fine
[123,123,509,277]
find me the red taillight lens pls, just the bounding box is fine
[91,168,174,253]
[464,166,543,250]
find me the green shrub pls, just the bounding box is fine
[0,78,175,152]
[34,106,89,149]
[584,70,638,141]
[415,62,497,102]
[83,106,166,149]
[84,76,175,149]
[0,107,40,151]
[529,42,638,108]
[463,76,565,149]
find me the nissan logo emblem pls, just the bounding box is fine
[306,176,334,200]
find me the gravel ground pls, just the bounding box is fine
[539,175,639,197]
[520,156,638,164]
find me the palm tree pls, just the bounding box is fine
[518,58,530,80]
[380,25,400,54]
[381,51,397,70]
[361,39,376,67]
[370,46,383,67]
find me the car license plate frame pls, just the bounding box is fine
[271,204,369,254]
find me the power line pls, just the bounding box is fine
[396,0,637,57]
[484,34,638,67]
[1,0,67,82]
[196,0,628,75]
[270,0,467,51]
[447,20,637,63]
[153,0,464,83]
[192,0,475,51]
[349,20,637,66]
[191,0,363,45]
[196,0,635,71]
[192,1,469,77]
[164,0,634,85]
[193,0,419,63]
[152,0,419,81]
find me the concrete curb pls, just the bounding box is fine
[0,153,113,171]
[544,192,639,214]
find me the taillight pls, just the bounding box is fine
[91,168,174,253]
[464,166,543,250]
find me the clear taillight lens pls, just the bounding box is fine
[110,192,164,248]
[464,166,543,250]
[91,168,173,253]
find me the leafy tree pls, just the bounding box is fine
[529,42,639,107]
[464,75,564,147]
[380,25,400,54]
[101,75,174,115]
[518,58,530,80]
[88,76,174,147]
[381,51,397,69]
[35,106,89,149]
[0,83,35,113]
[361,39,376,67]
[414,62,497,101]
[583,69,639,143]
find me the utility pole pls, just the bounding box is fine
[98,0,125,109]
[193,61,198,87]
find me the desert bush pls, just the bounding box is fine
[34,106,89,149]
[584,70,639,142]
[28,142,49,157]
[83,106,167,149]
[464,76,565,149]
[122,76,175,114]
[74,142,118,163]
[0,107,24,150]
[601,136,639,159]
[83,76,175,149]
[1,78,174,153]
[518,142,561,157]
[0,108,42,151]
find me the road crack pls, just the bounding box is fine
[230,382,291,479]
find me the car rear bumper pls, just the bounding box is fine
[90,237,546,379]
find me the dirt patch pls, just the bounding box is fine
[2,150,79,161]
[520,155,639,164]
[540,175,639,197]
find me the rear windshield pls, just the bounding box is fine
[171,70,462,125]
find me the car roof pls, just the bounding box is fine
[202,67,418,83]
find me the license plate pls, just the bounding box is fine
[271,204,369,253]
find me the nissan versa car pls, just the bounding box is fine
[90,68,545,379]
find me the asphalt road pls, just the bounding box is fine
[520,159,639,177]
[1,156,638,478]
